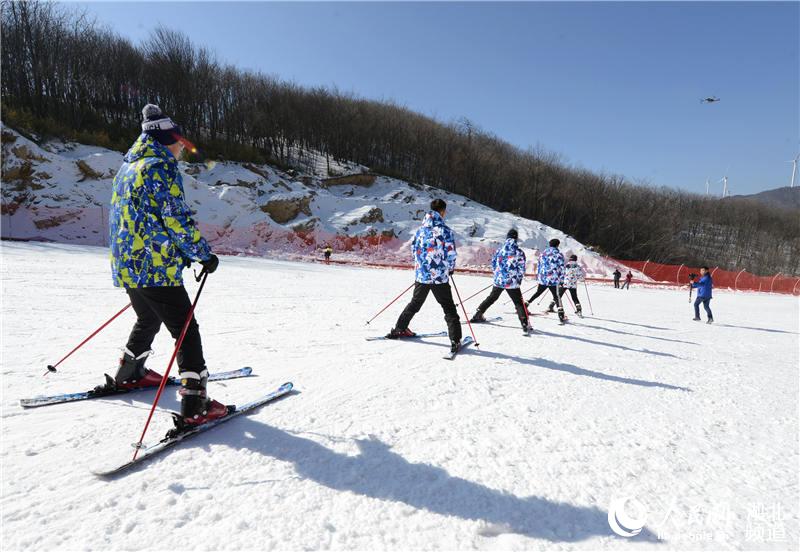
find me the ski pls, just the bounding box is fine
[463,316,502,324]
[443,336,474,360]
[19,367,254,408]
[91,382,294,477]
[366,331,447,342]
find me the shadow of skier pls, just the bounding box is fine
[466,349,692,392]
[227,419,661,544]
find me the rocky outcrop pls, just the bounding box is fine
[260,195,313,223]
[320,173,377,188]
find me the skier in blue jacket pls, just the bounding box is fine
[525,238,566,323]
[471,229,531,332]
[387,199,462,353]
[690,266,714,323]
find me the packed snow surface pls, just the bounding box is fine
[1,242,797,550]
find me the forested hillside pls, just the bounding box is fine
[2,1,798,275]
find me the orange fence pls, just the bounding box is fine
[612,259,800,295]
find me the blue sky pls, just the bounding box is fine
[75,1,799,195]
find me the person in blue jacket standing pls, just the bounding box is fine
[690,266,714,323]
[470,229,531,333]
[387,199,462,353]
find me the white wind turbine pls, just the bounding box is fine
[718,167,729,198]
[788,153,799,188]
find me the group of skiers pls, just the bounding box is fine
[385,199,588,353]
[101,105,715,434]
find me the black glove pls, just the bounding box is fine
[200,254,219,274]
[449,269,455,276]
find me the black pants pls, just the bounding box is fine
[621,280,631,290]
[476,287,528,327]
[396,282,462,343]
[527,284,561,307]
[558,287,581,307]
[614,278,620,289]
[125,286,205,373]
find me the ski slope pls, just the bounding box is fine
[1,242,798,550]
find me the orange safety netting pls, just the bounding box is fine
[612,259,800,295]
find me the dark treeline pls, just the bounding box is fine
[2,1,798,275]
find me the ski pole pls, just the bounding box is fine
[131,270,209,460]
[563,290,577,313]
[506,284,536,305]
[451,275,479,348]
[457,283,493,307]
[583,281,594,315]
[44,303,133,376]
[365,282,414,325]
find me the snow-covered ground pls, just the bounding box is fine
[1,242,797,550]
[1,125,643,279]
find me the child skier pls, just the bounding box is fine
[387,199,463,353]
[620,271,633,290]
[689,266,714,323]
[525,238,566,323]
[470,229,532,333]
[95,104,225,426]
[549,254,584,318]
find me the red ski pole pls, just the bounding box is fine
[44,303,132,376]
[131,271,209,460]
[451,275,479,348]
[365,282,414,325]
[457,283,493,307]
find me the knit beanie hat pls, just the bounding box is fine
[506,228,519,240]
[141,104,182,146]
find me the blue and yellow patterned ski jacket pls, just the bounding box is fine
[110,134,212,287]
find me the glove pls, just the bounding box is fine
[200,254,219,274]
[449,269,455,276]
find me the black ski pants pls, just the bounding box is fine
[527,284,561,308]
[125,286,206,373]
[395,282,462,343]
[476,286,529,327]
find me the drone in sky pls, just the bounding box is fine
[700,96,720,104]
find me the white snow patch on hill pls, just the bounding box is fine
[1,125,644,279]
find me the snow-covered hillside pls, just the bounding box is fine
[1,242,797,550]
[0,125,642,279]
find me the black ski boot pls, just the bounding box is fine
[470,311,486,323]
[386,328,416,339]
[547,302,556,313]
[450,340,461,354]
[557,307,566,324]
[92,349,159,395]
[576,304,583,318]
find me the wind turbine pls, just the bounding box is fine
[788,153,799,188]
[717,166,730,198]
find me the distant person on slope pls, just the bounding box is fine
[95,104,225,426]
[525,238,566,323]
[620,271,633,290]
[689,266,714,323]
[549,254,585,318]
[323,245,333,264]
[387,198,462,353]
[471,229,532,333]
[613,269,622,288]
